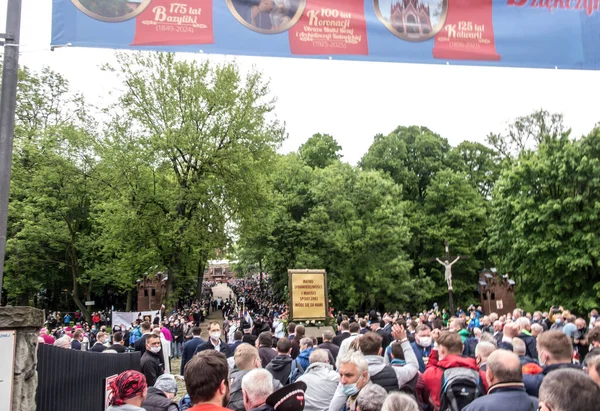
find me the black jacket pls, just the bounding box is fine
[89,342,106,353]
[370,364,400,393]
[518,333,538,360]
[108,343,126,353]
[265,355,304,386]
[332,332,351,347]
[142,387,178,411]
[259,346,278,368]
[319,342,340,361]
[193,339,229,357]
[376,329,392,350]
[181,337,205,374]
[242,334,257,346]
[141,350,164,387]
[71,340,82,350]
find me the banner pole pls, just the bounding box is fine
[0,0,22,303]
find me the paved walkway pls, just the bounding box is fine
[198,283,235,339]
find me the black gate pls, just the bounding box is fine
[36,344,141,411]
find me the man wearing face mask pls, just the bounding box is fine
[194,322,230,356]
[329,351,371,411]
[184,351,231,411]
[523,330,582,397]
[410,325,433,373]
[141,334,165,387]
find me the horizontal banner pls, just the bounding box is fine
[51,0,600,70]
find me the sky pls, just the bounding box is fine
[2,0,600,165]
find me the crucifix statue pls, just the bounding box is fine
[430,241,467,314]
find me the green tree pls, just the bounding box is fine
[103,52,285,300]
[298,133,342,168]
[489,127,600,312]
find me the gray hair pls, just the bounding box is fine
[516,317,531,330]
[54,336,71,349]
[154,374,178,394]
[322,330,334,341]
[356,384,387,411]
[339,351,368,375]
[309,348,329,364]
[300,337,313,349]
[539,368,600,411]
[242,369,274,406]
[479,332,497,346]
[475,341,496,361]
[531,323,544,334]
[511,338,527,356]
[381,392,419,411]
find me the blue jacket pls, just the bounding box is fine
[297,347,314,371]
[410,342,431,373]
[463,383,538,411]
[180,337,205,374]
[523,363,582,397]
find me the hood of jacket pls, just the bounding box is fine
[230,368,250,392]
[458,329,470,342]
[302,362,339,382]
[268,355,293,372]
[365,354,387,376]
[437,354,479,371]
[297,348,313,361]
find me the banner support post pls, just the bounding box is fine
[0,0,22,303]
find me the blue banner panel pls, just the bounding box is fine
[51,0,600,70]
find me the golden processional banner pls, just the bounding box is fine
[288,269,328,321]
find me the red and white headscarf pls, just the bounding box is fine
[108,370,147,406]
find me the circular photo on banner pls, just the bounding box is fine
[373,0,448,42]
[226,0,307,34]
[71,0,152,23]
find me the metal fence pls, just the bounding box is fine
[36,343,141,411]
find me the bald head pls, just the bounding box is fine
[475,341,496,364]
[486,349,522,387]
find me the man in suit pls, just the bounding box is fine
[359,319,370,335]
[108,331,127,353]
[373,320,392,350]
[318,330,340,361]
[134,321,153,355]
[229,330,244,357]
[332,320,351,347]
[194,321,229,356]
[89,332,108,352]
[180,326,205,374]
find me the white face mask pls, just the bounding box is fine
[149,346,161,354]
[418,337,432,347]
[210,331,221,341]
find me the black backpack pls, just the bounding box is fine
[439,367,482,411]
[286,359,303,385]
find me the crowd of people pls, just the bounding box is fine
[40,276,600,411]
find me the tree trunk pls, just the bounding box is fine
[126,289,133,312]
[196,257,206,298]
[69,246,91,324]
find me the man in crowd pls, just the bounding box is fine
[333,321,351,347]
[523,330,582,397]
[258,331,277,368]
[181,326,205,374]
[297,348,339,411]
[183,351,231,411]
[266,337,303,386]
[586,353,600,386]
[241,369,276,411]
[290,325,306,359]
[229,330,244,356]
[141,334,164,386]
[336,322,361,369]
[318,330,340,362]
[423,331,487,409]
[538,368,600,411]
[355,384,387,411]
[515,317,538,360]
[463,350,537,411]
[71,329,84,350]
[109,332,127,353]
[89,331,108,352]
[474,341,496,372]
[195,322,229,356]
[134,321,154,355]
[330,351,371,411]
[142,374,178,411]
[228,344,282,411]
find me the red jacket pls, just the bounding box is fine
[423,353,488,409]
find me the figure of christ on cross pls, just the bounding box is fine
[430,241,467,314]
